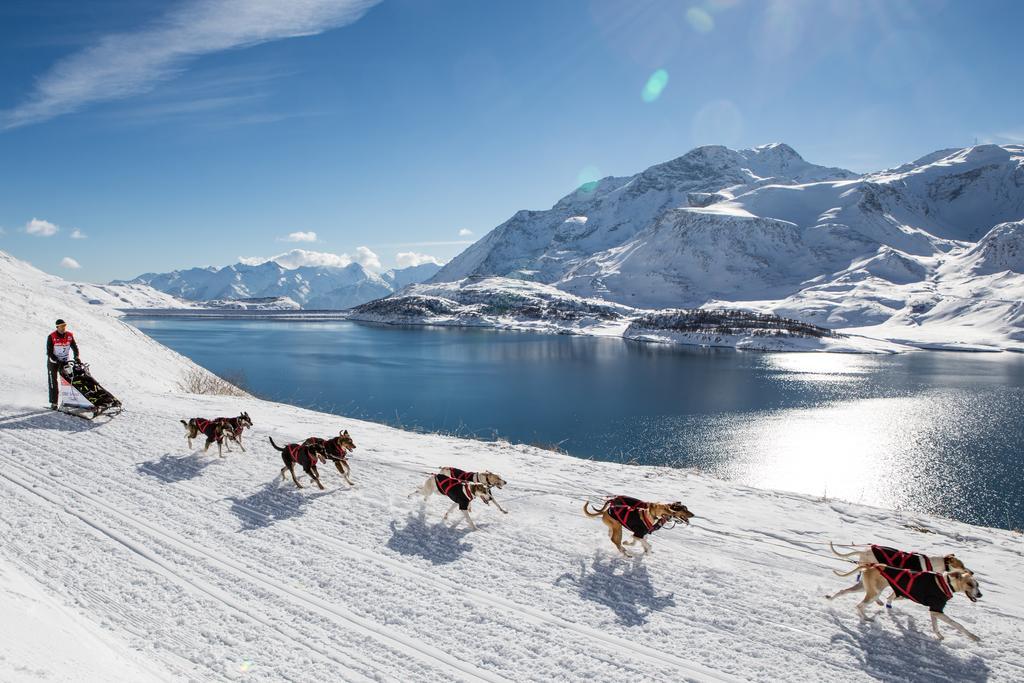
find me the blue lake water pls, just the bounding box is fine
[129,317,1024,530]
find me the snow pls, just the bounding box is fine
[0,556,168,682]
[352,277,910,353]
[61,280,196,311]
[4,250,1024,681]
[118,260,442,310]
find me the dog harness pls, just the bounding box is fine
[443,467,474,482]
[283,443,314,465]
[606,496,665,539]
[193,418,222,443]
[303,437,349,461]
[434,474,474,510]
[871,545,933,572]
[874,564,954,613]
[216,417,245,439]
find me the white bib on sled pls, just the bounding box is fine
[58,373,93,409]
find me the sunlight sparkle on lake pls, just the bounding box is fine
[704,391,978,515]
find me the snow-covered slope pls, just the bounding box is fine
[0,250,218,399]
[382,261,443,290]
[62,280,197,310]
[428,144,1024,350]
[120,260,441,310]
[0,556,166,682]
[3,249,1023,682]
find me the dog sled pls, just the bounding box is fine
[57,360,122,419]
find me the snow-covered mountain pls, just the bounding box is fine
[427,143,1024,349]
[382,261,444,290]
[432,143,857,287]
[117,259,442,310]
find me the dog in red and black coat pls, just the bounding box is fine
[269,437,329,490]
[583,495,694,557]
[437,466,508,513]
[180,417,228,457]
[829,542,968,607]
[828,562,983,642]
[302,430,357,486]
[410,472,502,530]
[214,412,253,452]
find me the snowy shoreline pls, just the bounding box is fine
[122,304,1024,355]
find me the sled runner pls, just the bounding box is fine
[57,361,122,419]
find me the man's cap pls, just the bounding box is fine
[55,319,66,326]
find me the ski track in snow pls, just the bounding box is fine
[2,392,1023,682]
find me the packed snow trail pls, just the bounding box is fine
[2,390,1023,682]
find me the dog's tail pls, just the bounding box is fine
[833,563,870,577]
[268,436,285,452]
[583,500,610,517]
[180,419,188,426]
[830,541,861,560]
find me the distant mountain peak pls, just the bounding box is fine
[116,259,440,309]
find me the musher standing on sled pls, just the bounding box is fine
[46,318,80,410]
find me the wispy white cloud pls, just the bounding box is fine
[240,248,352,269]
[281,230,318,242]
[240,245,383,270]
[458,228,473,237]
[1,0,380,130]
[60,256,81,269]
[70,228,87,239]
[396,251,444,268]
[978,129,1024,145]
[26,218,59,236]
[116,93,267,122]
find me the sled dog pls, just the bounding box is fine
[827,563,982,642]
[583,496,693,557]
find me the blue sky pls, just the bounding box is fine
[1,0,1022,282]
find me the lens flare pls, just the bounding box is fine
[685,7,714,33]
[641,69,669,103]
[576,165,602,193]
[238,660,254,673]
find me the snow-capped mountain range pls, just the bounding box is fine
[419,143,1024,349]
[116,260,442,310]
